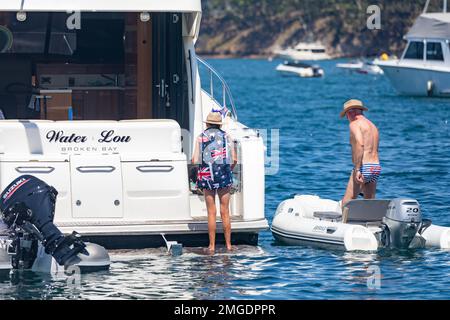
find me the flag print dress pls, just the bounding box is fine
[196,128,233,190]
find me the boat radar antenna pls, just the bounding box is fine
[423,0,448,13]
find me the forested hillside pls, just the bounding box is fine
[196,0,439,57]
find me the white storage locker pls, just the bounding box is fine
[121,153,190,221]
[0,155,72,222]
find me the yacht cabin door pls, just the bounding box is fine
[152,12,188,130]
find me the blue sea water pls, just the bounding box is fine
[1,58,450,300]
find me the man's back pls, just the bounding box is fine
[350,116,379,164]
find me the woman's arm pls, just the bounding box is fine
[229,137,238,171]
[191,138,200,165]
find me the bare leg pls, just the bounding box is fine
[363,181,377,199]
[342,171,362,209]
[218,187,232,251]
[204,189,217,253]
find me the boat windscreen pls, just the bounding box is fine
[285,61,312,68]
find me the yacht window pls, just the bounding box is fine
[404,41,424,60]
[311,49,325,53]
[0,13,48,53]
[426,42,444,61]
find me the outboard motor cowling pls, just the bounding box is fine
[0,175,110,271]
[382,198,422,249]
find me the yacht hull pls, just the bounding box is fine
[380,64,450,97]
[58,218,269,249]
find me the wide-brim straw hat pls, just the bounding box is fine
[340,99,368,118]
[204,111,223,125]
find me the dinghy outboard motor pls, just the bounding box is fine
[0,175,110,271]
[381,198,423,249]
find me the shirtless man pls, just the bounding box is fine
[340,99,381,208]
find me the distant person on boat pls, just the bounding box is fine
[340,99,381,208]
[191,111,237,253]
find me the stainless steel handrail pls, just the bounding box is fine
[196,56,238,120]
[423,0,448,13]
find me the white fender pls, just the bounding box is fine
[421,224,450,249]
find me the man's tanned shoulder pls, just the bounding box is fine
[349,120,362,136]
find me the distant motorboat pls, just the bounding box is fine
[336,60,364,70]
[274,42,331,61]
[337,59,384,75]
[276,61,324,78]
[375,0,450,97]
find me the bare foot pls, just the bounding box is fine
[226,245,234,252]
[204,246,215,255]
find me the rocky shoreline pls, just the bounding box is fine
[197,0,429,58]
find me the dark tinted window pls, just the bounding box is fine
[73,16,124,63]
[404,41,424,60]
[48,14,77,55]
[0,12,48,53]
[0,12,124,63]
[0,26,13,52]
[426,42,444,61]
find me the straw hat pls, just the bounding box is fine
[340,99,368,118]
[204,111,223,125]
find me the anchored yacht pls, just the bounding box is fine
[274,42,331,61]
[376,0,450,97]
[0,0,268,249]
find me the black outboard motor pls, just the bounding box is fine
[0,175,108,270]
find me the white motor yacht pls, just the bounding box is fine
[376,0,450,97]
[274,41,331,61]
[0,1,268,250]
[276,61,324,78]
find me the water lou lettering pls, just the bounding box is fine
[98,130,131,143]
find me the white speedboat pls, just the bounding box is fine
[359,60,384,75]
[0,1,268,250]
[276,61,324,78]
[274,42,331,61]
[376,0,450,97]
[271,195,450,251]
[336,59,384,75]
[336,60,364,70]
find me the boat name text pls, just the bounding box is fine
[46,130,131,144]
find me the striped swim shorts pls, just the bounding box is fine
[360,163,381,184]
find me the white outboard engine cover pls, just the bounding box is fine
[383,198,422,249]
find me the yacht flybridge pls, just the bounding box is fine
[0,0,268,249]
[376,0,450,97]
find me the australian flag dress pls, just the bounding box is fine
[196,127,233,190]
